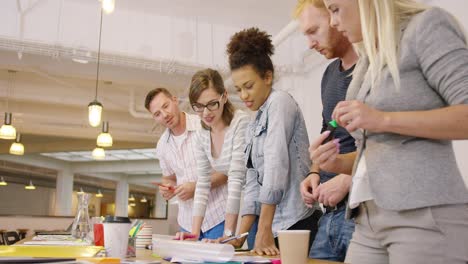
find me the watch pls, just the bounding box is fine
[224,230,234,237]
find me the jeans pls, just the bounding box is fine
[309,207,355,262]
[180,221,225,240]
[246,216,259,250]
[274,209,322,249]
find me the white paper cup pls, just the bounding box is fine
[103,216,132,258]
[277,230,310,264]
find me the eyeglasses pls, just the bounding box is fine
[191,94,224,113]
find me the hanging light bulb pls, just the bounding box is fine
[9,132,24,155]
[129,202,136,207]
[1,71,17,139]
[0,176,7,186]
[140,196,147,203]
[96,189,104,197]
[88,8,104,127]
[88,100,103,127]
[92,146,105,160]
[128,194,135,201]
[97,121,113,147]
[25,180,36,190]
[0,112,16,139]
[77,187,85,194]
[101,0,115,14]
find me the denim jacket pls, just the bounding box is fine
[241,89,319,235]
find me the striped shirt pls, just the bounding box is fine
[155,113,229,232]
[192,110,250,230]
[320,59,356,183]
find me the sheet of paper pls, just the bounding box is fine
[231,255,273,263]
[169,257,202,263]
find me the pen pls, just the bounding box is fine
[220,232,249,244]
[323,120,338,144]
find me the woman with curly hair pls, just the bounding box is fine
[224,27,322,256]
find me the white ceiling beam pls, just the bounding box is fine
[0,153,69,171]
[71,159,161,175]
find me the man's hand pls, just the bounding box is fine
[158,183,176,200]
[174,182,196,201]
[314,174,351,207]
[300,173,320,208]
[252,229,279,256]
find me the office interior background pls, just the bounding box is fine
[0,0,466,235]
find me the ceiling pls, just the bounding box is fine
[0,0,301,189]
[1,0,300,154]
[88,0,297,34]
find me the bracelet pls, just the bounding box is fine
[306,171,320,177]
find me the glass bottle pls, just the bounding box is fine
[71,192,93,241]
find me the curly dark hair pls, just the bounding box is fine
[226,27,275,78]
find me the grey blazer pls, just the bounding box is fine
[346,7,468,213]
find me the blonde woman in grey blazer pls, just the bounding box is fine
[308,0,468,263]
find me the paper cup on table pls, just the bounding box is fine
[103,216,132,258]
[277,230,310,264]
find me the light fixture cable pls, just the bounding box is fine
[88,7,104,127]
[0,71,17,139]
[95,7,103,102]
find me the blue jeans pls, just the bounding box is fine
[246,216,259,250]
[180,221,225,240]
[309,207,355,262]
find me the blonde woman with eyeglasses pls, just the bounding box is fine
[308,0,468,263]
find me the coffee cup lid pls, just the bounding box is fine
[104,216,131,223]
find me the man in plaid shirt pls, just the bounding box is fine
[145,87,228,239]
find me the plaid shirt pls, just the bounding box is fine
[155,113,228,232]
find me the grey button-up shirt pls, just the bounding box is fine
[241,89,319,235]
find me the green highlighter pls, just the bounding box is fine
[323,120,338,144]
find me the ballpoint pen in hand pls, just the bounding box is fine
[220,232,249,244]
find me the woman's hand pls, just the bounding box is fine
[333,100,388,133]
[251,230,279,256]
[174,231,199,241]
[309,131,341,172]
[202,236,246,248]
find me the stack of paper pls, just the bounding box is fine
[22,235,92,246]
[153,238,234,262]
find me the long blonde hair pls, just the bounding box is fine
[356,0,428,89]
